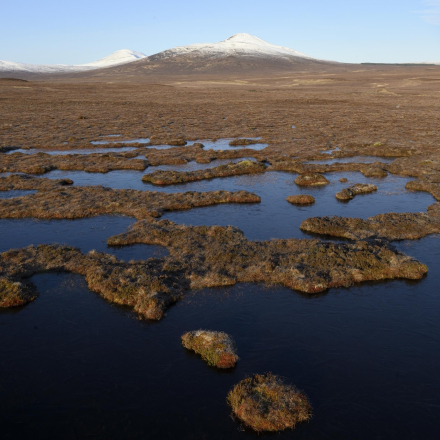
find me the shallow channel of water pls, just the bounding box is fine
[0,216,168,261]
[37,169,435,241]
[307,156,395,165]
[188,138,268,151]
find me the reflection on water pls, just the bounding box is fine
[1,235,439,439]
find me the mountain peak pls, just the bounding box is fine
[224,33,266,44]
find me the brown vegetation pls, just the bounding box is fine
[227,373,312,432]
[294,173,330,186]
[181,330,238,368]
[300,203,440,240]
[0,187,260,220]
[335,183,378,201]
[0,244,183,319]
[142,160,266,185]
[0,152,148,174]
[286,194,315,205]
[0,174,73,191]
[107,218,427,292]
[229,138,260,147]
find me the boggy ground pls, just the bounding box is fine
[0,174,73,191]
[301,181,440,240]
[0,186,259,219]
[142,160,266,185]
[107,218,427,291]
[0,219,428,318]
[0,67,439,156]
[0,244,183,319]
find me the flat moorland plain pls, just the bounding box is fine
[0,65,439,155]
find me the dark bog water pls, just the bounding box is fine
[1,168,439,439]
[1,235,439,439]
[0,216,168,260]
[40,170,435,240]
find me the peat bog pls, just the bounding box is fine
[1,67,440,438]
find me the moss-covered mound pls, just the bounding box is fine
[229,138,259,147]
[286,194,315,205]
[142,160,266,185]
[227,373,312,432]
[181,330,238,368]
[335,183,377,201]
[294,173,329,186]
[0,278,37,308]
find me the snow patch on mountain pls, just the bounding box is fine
[151,33,317,61]
[0,49,147,74]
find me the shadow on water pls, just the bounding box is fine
[1,234,439,439]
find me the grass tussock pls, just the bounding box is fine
[227,373,312,432]
[0,278,37,307]
[294,173,330,186]
[181,330,238,368]
[335,183,377,201]
[286,194,315,205]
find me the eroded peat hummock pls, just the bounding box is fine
[0,219,428,319]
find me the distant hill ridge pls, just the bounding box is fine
[0,49,146,74]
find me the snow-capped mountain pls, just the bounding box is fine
[150,33,317,61]
[0,49,146,74]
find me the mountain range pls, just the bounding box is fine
[1,34,438,78]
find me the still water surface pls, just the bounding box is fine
[0,169,439,439]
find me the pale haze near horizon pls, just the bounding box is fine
[1,0,439,65]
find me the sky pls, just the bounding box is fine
[1,0,439,64]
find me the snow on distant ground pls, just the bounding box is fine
[0,49,146,74]
[152,33,318,61]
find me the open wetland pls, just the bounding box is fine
[1,69,440,438]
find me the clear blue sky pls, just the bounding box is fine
[1,0,439,64]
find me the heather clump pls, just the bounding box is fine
[0,277,37,307]
[335,183,377,201]
[181,330,238,368]
[286,194,315,205]
[294,173,329,186]
[227,373,312,432]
